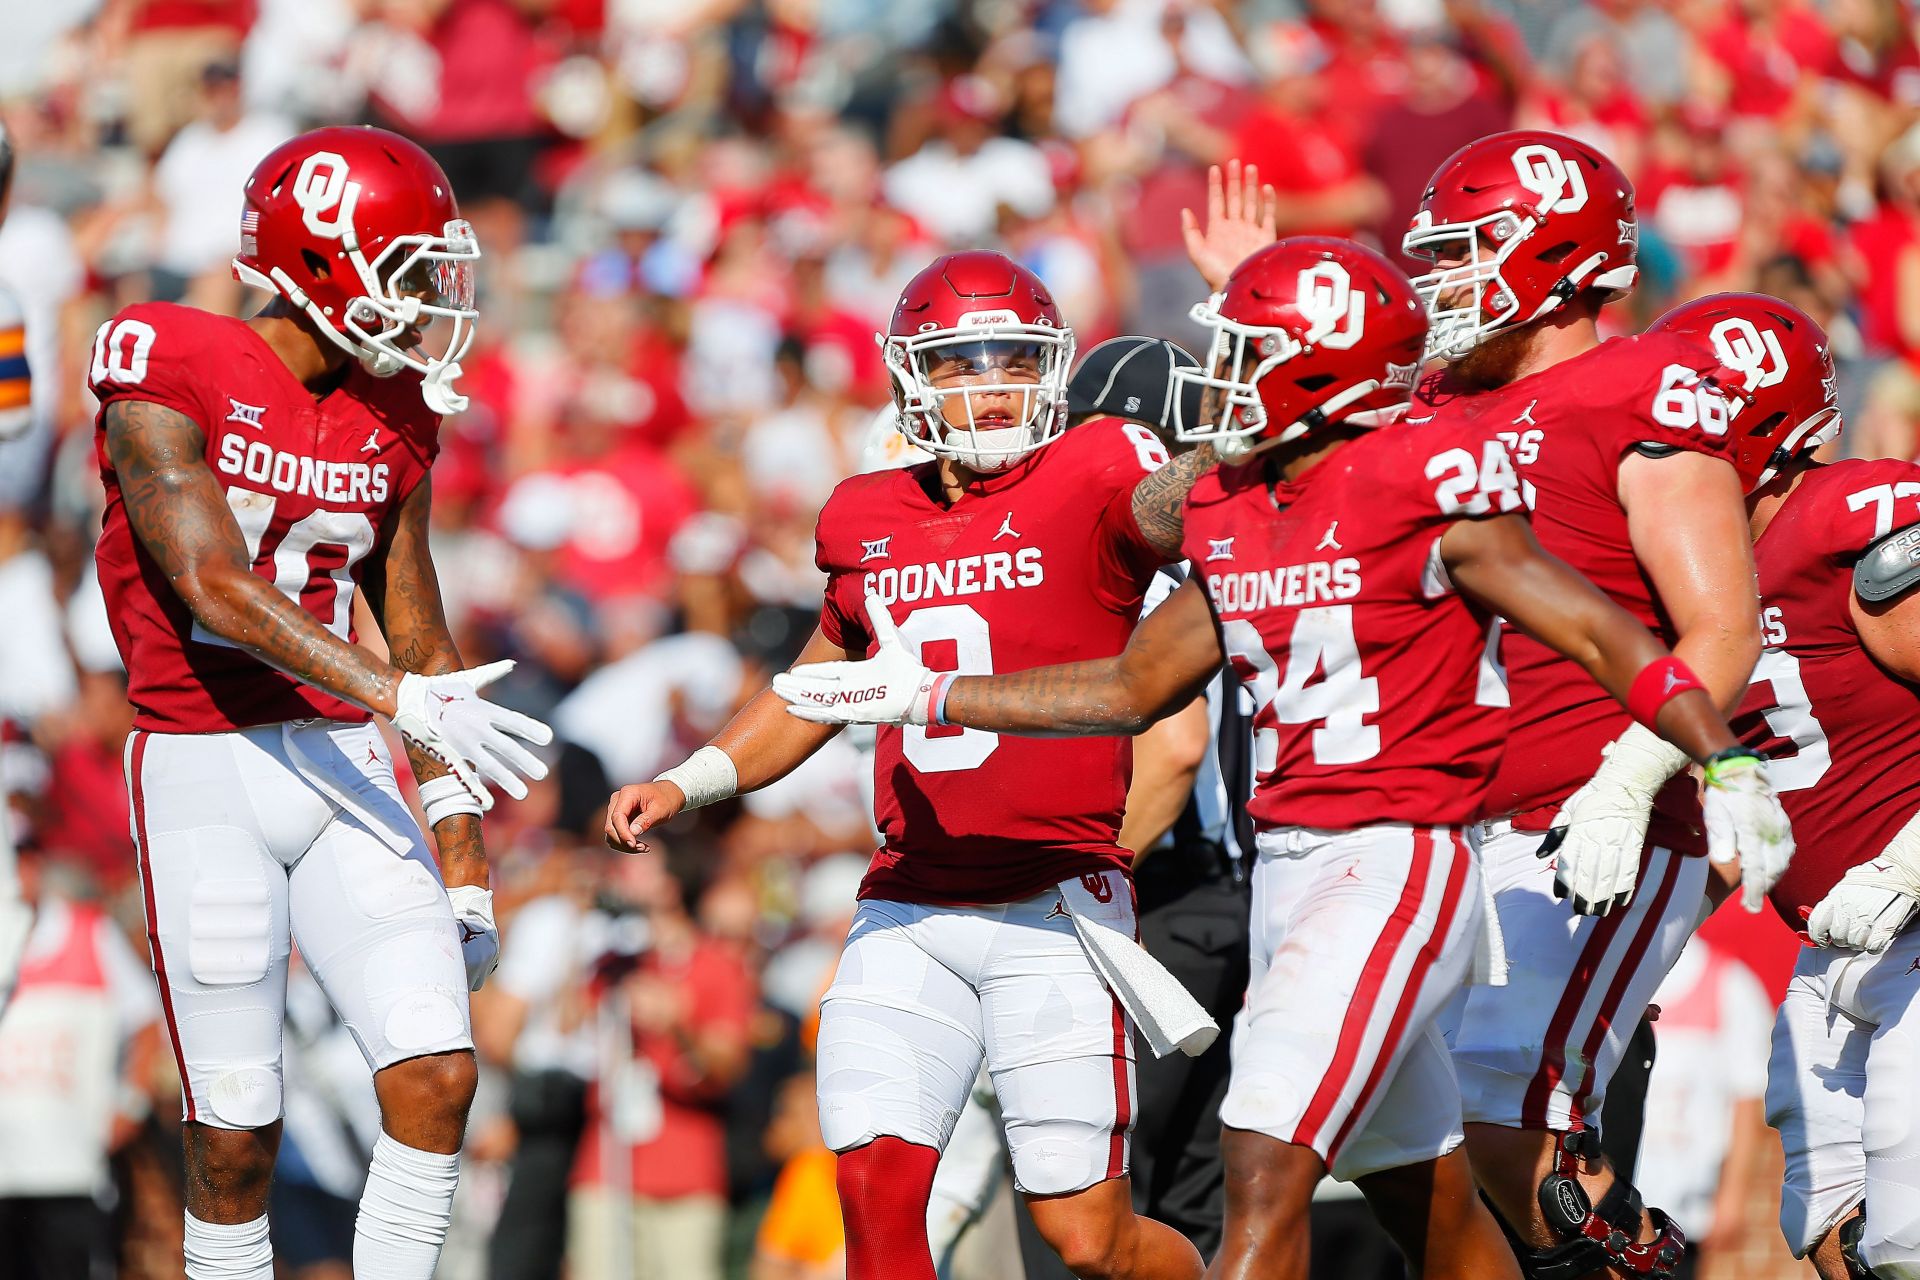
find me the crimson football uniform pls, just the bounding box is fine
[1748,460,1920,1272]
[1735,459,1920,924]
[1430,330,1743,1133]
[1415,330,1740,846]
[1179,418,1519,1177]
[814,417,1169,906]
[91,302,439,732]
[90,301,471,1130]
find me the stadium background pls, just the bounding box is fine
[0,0,1912,1276]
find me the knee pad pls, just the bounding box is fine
[205,1064,284,1129]
[1501,1129,1686,1280]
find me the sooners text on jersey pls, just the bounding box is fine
[1735,459,1920,926]
[815,419,1167,906]
[1414,330,1739,849]
[91,302,440,732]
[1181,419,1522,831]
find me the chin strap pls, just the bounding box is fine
[1506,1128,1685,1280]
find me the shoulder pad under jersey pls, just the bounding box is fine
[1855,521,1920,603]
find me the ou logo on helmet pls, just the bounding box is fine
[1511,144,1588,215]
[1296,262,1365,350]
[293,151,362,240]
[1710,317,1788,391]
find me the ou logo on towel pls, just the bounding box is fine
[1512,144,1588,214]
[1297,262,1365,350]
[293,152,362,240]
[1710,317,1789,391]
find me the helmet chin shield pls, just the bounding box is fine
[885,319,1073,472]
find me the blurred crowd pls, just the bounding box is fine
[5,0,1920,1277]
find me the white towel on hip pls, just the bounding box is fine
[1057,875,1220,1059]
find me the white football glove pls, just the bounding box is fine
[1703,752,1796,913]
[393,661,553,810]
[1541,725,1690,916]
[1806,811,1920,952]
[773,594,943,726]
[445,884,500,991]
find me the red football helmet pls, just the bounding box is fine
[1173,237,1426,453]
[882,251,1074,471]
[232,126,479,414]
[1648,293,1840,490]
[1403,130,1638,361]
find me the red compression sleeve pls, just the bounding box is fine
[837,1136,940,1280]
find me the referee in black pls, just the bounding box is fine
[1013,337,1254,1275]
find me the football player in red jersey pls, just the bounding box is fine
[90,126,552,1280]
[605,250,1227,1280]
[1389,131,1786,1276]
[768,238,1790,1280]
[1652,294,1920,1280]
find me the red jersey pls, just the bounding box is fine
[814,419,1168,906]
[91,303,440,734]
[1734,460,1920,926]
[1183,419,1520,831]
[1413,332,1740,850]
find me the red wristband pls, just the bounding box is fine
[1626,656,1704,731]
[927,673,956,726]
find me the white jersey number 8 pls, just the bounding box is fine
[897,604,1000,773]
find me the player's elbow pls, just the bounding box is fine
[170,563,252,642]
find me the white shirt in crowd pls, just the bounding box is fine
[883,139,1056,246]
[154,112,296,277]
[553,630,744,785]
[1635,937,1772,1240]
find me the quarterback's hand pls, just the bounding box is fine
[1538,725,1687,916]
[773,594,941,726]
[1181,160,1279,294]
[445,884,499,991]
[1807,860,1920,953]
[1703,752,1796,913]
[394,661,553,809]
[605,782,684,854]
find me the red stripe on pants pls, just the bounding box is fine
[130,731,196,1122]
[1565,849,1685,1127]
[1326,828,1470,1162]
[1296,826,1434,1149]
[1106,996,1131,1180]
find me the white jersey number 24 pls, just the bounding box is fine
[1223,607,1381,772]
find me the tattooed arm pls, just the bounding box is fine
[104,398,402,715]
[945,577,1222,735]
[1130,444,1218,559]
[363,476,488,887]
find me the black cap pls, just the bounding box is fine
[1068,336,1203,434]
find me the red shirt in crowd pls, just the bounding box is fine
[1230,105,1367,237]
[1700,6,1834,119]
[572,938,757,1201]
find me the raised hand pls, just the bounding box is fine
[1181,160,1279,294]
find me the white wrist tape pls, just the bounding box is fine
[419,773,486,829]
[1593,722,1693,797]
[656,745,739,810]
